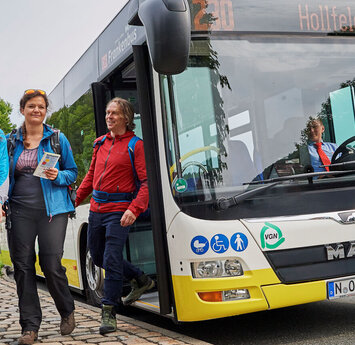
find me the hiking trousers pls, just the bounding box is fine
[7,202,75,332]
[87,210,143,308]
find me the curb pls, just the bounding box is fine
[0,272,212,345]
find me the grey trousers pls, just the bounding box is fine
[8,202,74,332]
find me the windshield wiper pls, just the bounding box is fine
[321,160,355,169]
[215,169,355,210]
[248,169,355,185]
[216,182,280,210]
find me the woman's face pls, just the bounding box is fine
[20,96,47,125]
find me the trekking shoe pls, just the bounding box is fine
[60,311,75,335]
[122,274,155,306]
[99,305,117,335]
[18,330,38,345]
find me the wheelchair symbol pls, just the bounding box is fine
[211,234,229,254]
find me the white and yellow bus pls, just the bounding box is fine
[2,0,355,322]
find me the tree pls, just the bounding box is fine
[0,98,16,134]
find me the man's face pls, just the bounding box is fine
[307,120,324,143]
[105,102,127,135]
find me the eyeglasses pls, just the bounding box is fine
[24,89,46,96]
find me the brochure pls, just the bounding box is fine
[33,152,60,179]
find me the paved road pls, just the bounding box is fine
[0,276,210,345]
[3,270,355,345]
[122,295,355,345]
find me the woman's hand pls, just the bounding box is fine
[45,168,59,180]
[121,209,136,227]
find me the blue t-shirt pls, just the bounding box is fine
[308,141,338,172]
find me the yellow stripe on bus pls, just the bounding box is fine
[261,280,326,309]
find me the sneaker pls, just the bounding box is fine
[99,304,117,335]
[60,311,75,335]
[18,330,38,345]
[122,274,155,306]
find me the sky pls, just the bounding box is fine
[0,0,127,126]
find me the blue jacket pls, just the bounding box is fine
[0,129,9,204]
[8,124,78,217]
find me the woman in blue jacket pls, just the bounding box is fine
[7,89,78,345]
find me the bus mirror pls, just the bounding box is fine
[129,0,191,75]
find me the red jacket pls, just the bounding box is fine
[76,131,149,216]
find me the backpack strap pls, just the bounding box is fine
[50,129,61,165]
[7,128,19,177]
[50,129,61,155]
[128,136,142,191]
[93,135,107,150]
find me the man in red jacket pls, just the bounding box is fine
[76,97,154,335]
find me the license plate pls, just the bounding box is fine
[327,277,355,300]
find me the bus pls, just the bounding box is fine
[2,0,355,322]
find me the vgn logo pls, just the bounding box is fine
[260,222,285,249]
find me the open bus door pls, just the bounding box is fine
[87,0,191,320]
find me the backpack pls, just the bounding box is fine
[7,127,77,218]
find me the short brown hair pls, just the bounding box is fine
[106,97,136,131]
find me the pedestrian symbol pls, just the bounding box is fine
[231,232,248,252]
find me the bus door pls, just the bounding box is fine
[91,54,174,318]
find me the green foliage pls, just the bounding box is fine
[0,98,16,134]
[47,92,96,185]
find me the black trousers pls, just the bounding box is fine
[7,203,75,332]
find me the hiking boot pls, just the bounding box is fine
[60,311,75,335]
[122,274,155,306]
[18,330,38,345]
[99,305,117,335]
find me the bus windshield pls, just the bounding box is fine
[161,34,355,219]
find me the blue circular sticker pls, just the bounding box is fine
[191,236,209,255]
[211,234,229,254]
[230,232,248,252]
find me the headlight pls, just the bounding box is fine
[191,259,244,278]
[224,259,243,276]
[193,261,223,278]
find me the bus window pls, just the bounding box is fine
[48,91,96,191]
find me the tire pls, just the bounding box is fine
[82,247,104,307]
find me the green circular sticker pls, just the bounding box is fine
[174,178,187,193]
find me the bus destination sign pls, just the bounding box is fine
[189,0,355,34]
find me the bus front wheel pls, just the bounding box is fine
[83,248,104,307]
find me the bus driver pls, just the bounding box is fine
[306,118,337,172]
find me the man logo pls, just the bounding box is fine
[326,242,355,260]
[338,211,355,223]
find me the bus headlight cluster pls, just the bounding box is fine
[191,259,244,278]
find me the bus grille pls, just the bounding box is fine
[264,241,355,283]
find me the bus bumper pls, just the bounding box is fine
[172,269,327,322]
